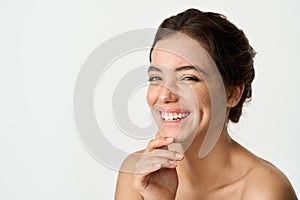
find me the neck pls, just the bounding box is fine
[175,128,236,190]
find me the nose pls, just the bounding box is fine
[157,85,178,104]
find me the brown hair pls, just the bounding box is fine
[150,8,256,123]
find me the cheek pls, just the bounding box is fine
[192,86,211,109]
[198,91,211,106]
[146,86,156,106]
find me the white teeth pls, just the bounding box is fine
[165,114,169,120]
[161,112,189,121]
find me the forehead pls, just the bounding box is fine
[151,33,213,69]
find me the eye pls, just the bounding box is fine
[181,76,200,82]
[148,76,162,82]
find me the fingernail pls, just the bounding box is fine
[175,153,183,159]
[154,163,161,169]
[166,137,173,142]
[169,160,177,165]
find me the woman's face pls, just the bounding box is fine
[147,33,226,148]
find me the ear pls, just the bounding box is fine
[226,84,245,108]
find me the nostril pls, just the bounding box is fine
[158,88,178,103]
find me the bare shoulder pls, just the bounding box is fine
[115,150,144,200]
[242,155,297,199]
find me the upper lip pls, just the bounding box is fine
[153,105,190,114]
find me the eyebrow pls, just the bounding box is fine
[148,65,207,76]
[147,66,162,73]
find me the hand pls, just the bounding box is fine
[133,133,184,200]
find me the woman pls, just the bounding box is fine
[115,8,297,199]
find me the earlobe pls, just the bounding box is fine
[226,84,245,108]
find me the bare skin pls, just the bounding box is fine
[116,133,297,200]
[115,34,297,200]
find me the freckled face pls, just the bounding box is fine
[147,33,217,146]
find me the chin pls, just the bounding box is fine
[156,113,200,145]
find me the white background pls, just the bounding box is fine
[0,0,299,199]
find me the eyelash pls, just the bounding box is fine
[148,76,200,82]
[181,76,200,82]
[148,76,162,82]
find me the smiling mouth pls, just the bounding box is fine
[161,112,190,121]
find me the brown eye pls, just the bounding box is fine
[181,76,200,82]
[148,76,162,82]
